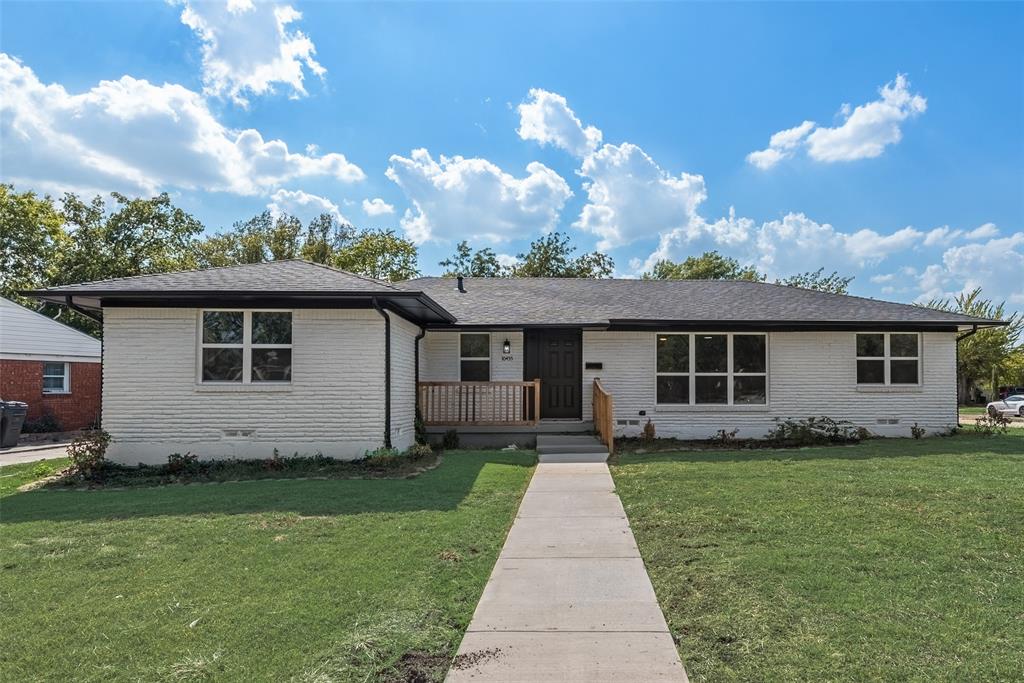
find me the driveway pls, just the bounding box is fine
[0,443,69,467]
[446,462,687,682]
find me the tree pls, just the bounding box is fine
[0,185,67,305]
[301,213,354,264]
[642,251,763,281]
[57,192,204,287]
[510,232,614,278]
[776,268,854,294]
[923,288,1022,402]
[439,241,508,277]
[195,211,303,267]
[333,229,419,281]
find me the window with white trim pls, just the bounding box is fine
[459,333,490,381]
[42,362,69,393]
[200,310,292,383]
[856,333,919,385]
[656,333,767,405]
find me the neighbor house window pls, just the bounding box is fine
[656,333,767,405]
[856,333,919,385]
[200,310,292,383]
[460,333,490,381]
[42,362,69,394]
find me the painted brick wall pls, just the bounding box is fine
[390,314,421,451]
[582,330,958,438]
[102,307,390,464]
[0,359,101,430]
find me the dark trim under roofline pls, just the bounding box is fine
[606,318,1006,332]
[22,289,456,324]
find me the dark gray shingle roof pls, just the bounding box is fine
[38,260,398,293]
[399,277,1000,328]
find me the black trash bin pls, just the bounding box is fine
[1,401,29,448]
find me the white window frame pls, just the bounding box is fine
[655,332,769,407]
[459,332,491,381]
[855,332,921,386]
[198,309,293,385]
[42,361,70,394]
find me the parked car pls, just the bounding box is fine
[987,394,1024,417]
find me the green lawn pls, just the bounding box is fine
[0,451,534,682]
[958,405,988,417]
[612,431,1024,682]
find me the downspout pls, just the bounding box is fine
[372,298,392,449]
[955,324,979,421]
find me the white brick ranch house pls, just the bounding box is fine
[27,260,1003,464]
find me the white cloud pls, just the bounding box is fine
[517,88,602,157]
[362,197,395,216]
[806,74,926,162]
[385,148,572,244]
[964,222,999,241]
[747,74,926,168]
[914,233,1024,305]
[267,188,345,223]
[746,120,815,170]
[923,226,962,247]
[574,142,707,250]
[495,253,519,268]
[0,53,362,197]
[177,0,325,106]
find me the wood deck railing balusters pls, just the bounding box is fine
[417,380,541,426]
[592,378,614,454]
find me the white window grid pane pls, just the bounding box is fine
[855,333,920,385]
[199,310,293,384]
[459,333,491,360]
[656,333,768,406]
[42,362,68,392]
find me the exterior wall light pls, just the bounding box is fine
[503,338,511,354]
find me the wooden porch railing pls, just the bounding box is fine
[592,378,614,454]
[418,380,541,426]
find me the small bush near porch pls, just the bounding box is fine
[612,430,1024,682]
[0,451,534,682]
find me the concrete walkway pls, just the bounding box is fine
[447,462,687,682]
[0,443,70,467]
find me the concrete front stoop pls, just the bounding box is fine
[445,462,688,682]
[535,434,610,464]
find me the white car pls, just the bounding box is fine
[987,394,1024,417]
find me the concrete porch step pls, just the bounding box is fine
[537,452,610,464]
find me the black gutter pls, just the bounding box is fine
[955,324,980,412]
[65,295,103,323]
[372,297,392,449]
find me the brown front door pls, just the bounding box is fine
[524,329,582,419]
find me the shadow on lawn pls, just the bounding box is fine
[613,433,1024,466]
[0,451,534,523]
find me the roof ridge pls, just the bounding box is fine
[44,259,306,289]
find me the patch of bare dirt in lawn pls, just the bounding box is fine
[380,651,452,683]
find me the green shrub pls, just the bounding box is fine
[165,452,199,475]
[66,429,111,479]
[442,429,459,450]
[714,428,739,444]
[363,447,403,468]
[642,419,656,443]
[767,417,867,447]
[974,413,1010,436]
[405,443,434,460]
[21,414,62,434]
[911,423,926,439]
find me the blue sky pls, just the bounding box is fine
[2,1,1021,311]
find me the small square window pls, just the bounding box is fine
[695,335,728,373]
[856,334,885,357]
[857,359,885,384]
[42,362,68,393]
[890,334,918,358]
[695,375,728,404]
[890,360,919,384]
[656,335,689,373]
[734,376,767,405]
[656,376,689,404]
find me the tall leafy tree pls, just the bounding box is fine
[776,268,854,294]
[924,288,1022,401]
[439,241,508,277]
[0,185,67,305]
[642,251,763,281]
[57,192,204,286]
[510,232,614,278]
[334,229,419,281]
[301,213,354,264]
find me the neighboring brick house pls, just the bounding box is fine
[0,297,102,431]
